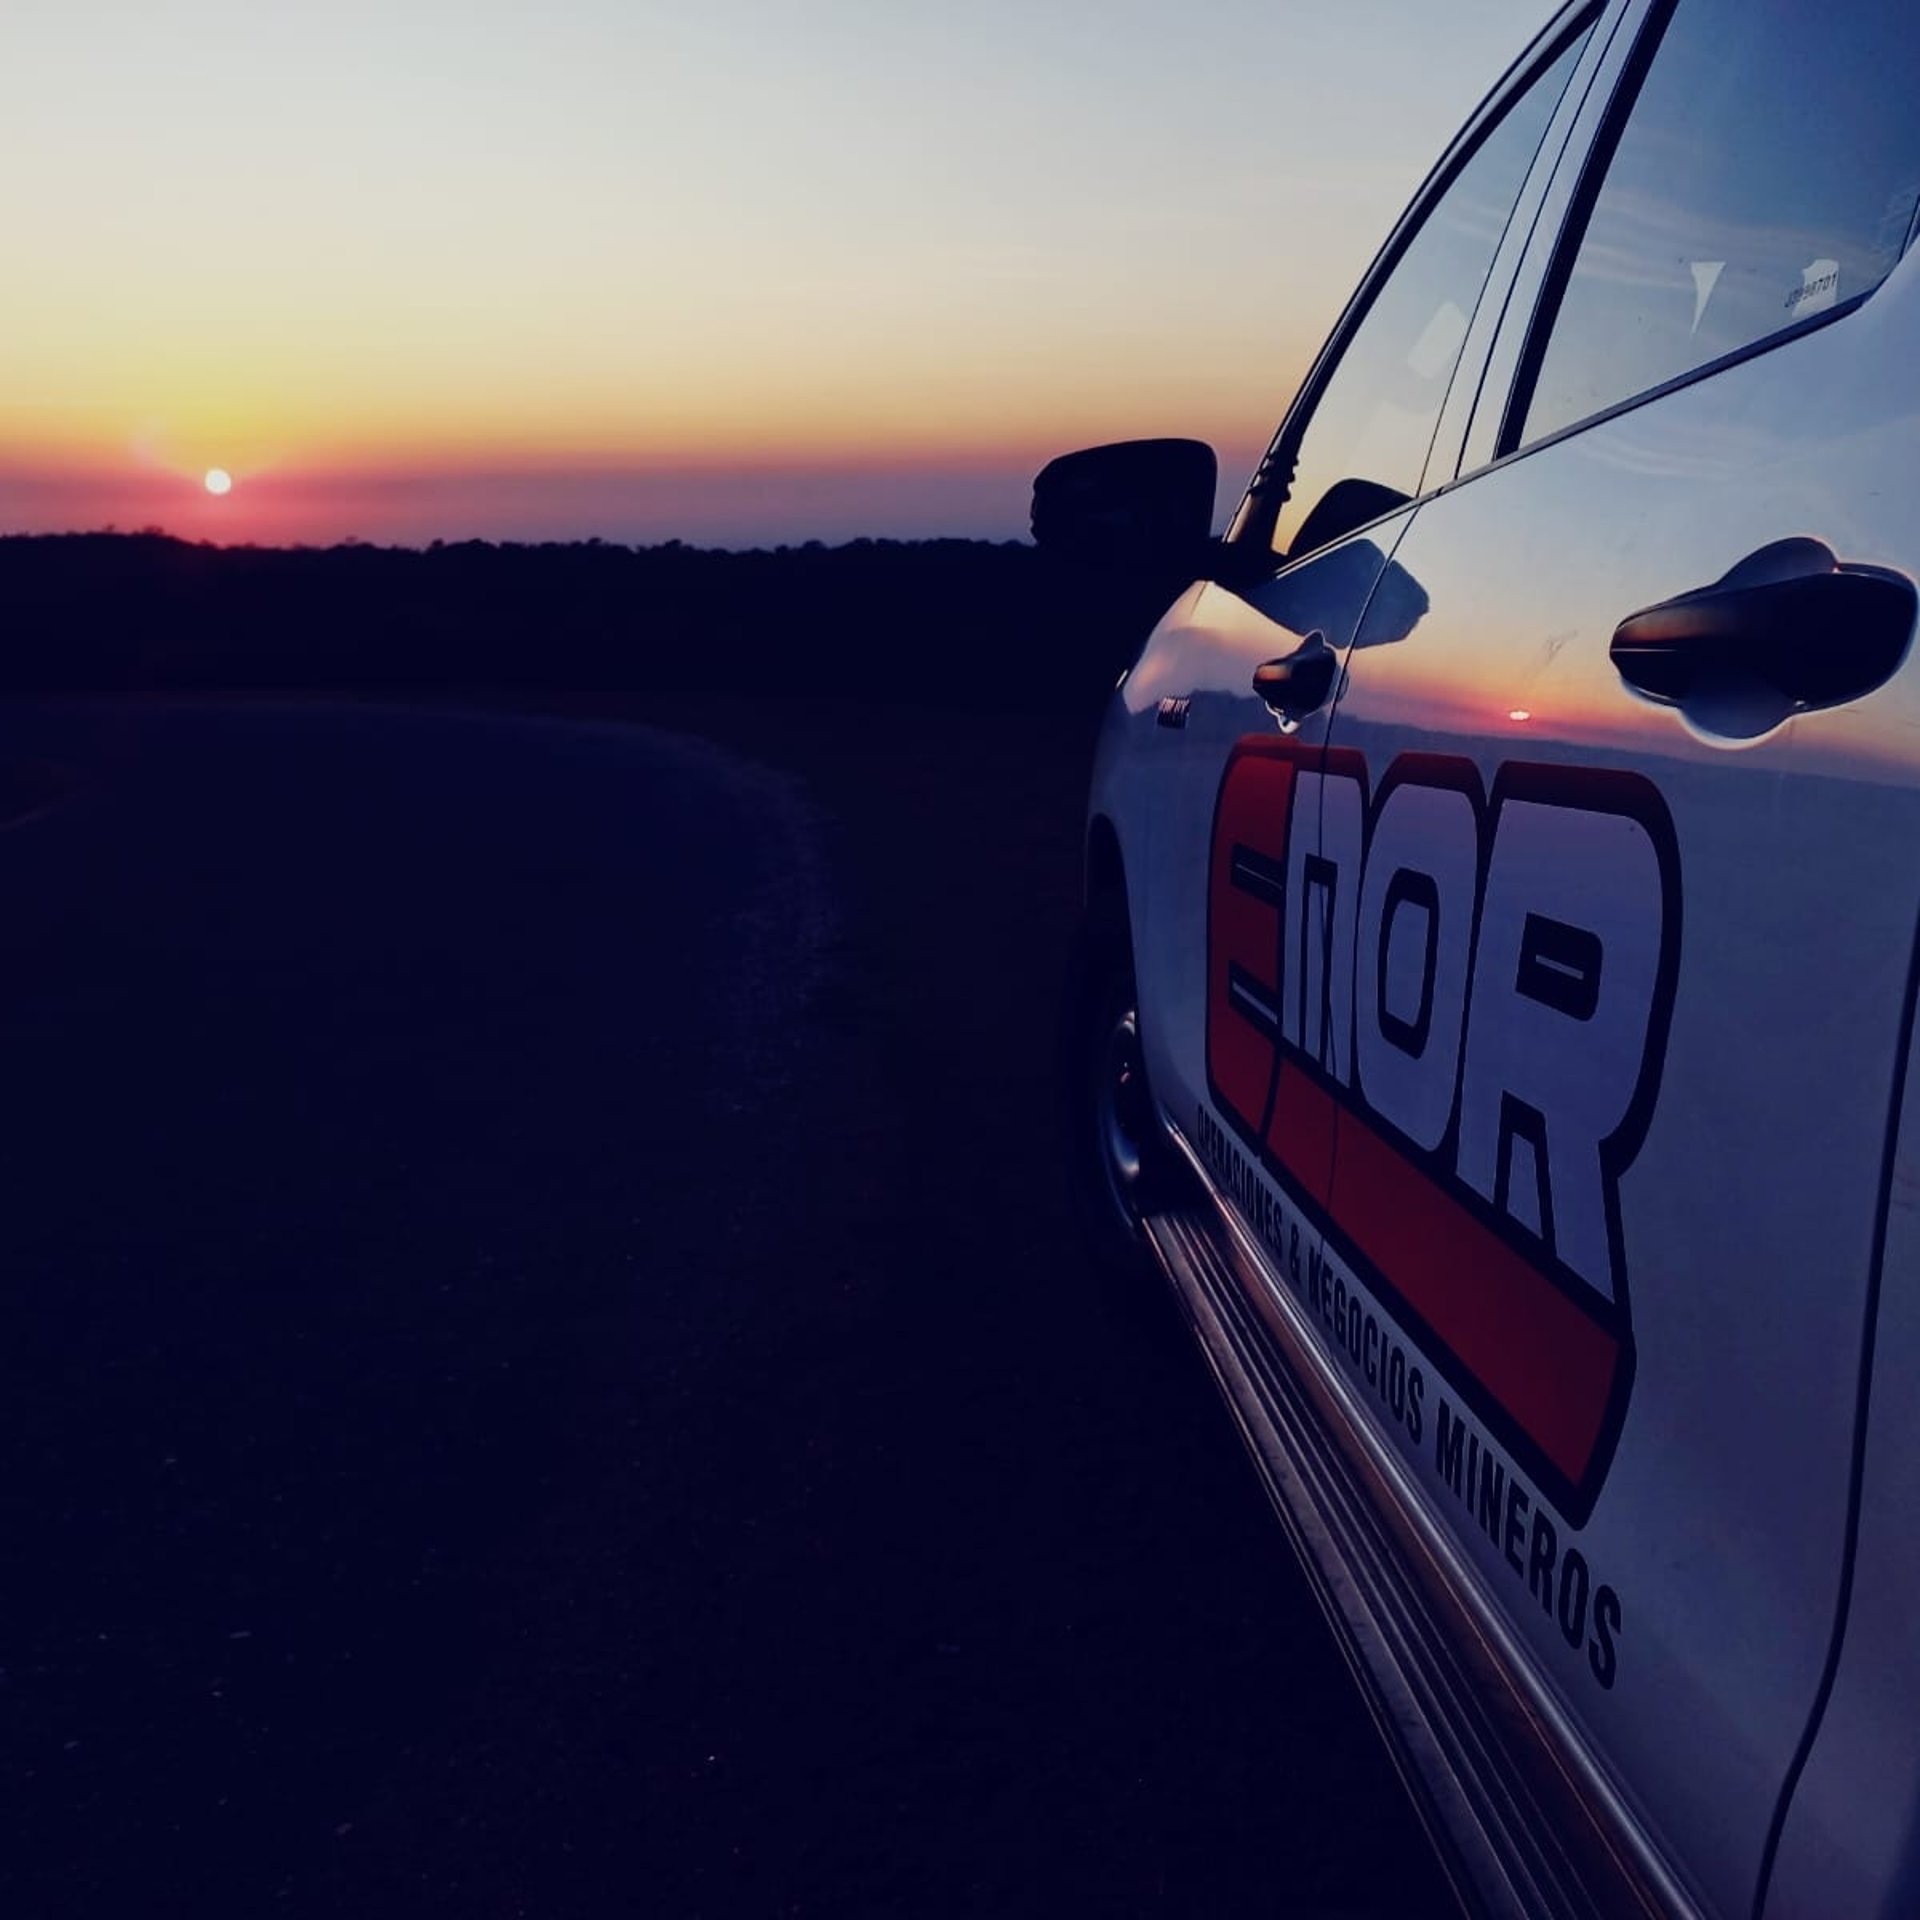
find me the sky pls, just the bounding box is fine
[3,0,1552,548]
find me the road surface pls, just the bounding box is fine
[0,699,1449,1918]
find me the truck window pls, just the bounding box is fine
[1266,23,1592,563]
[1518,0,1920,446]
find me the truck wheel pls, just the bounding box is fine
[1061,898,1185,1283]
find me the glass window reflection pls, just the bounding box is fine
[1271,26,1591,562]
[1524,0,1920,445]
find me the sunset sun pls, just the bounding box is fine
[203,468,232,497]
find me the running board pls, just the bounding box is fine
[1141,1196,1701,1920]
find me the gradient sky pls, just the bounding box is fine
[4,0,1551,547]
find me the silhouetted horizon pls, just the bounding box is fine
[2,524,1033,559]
[0,526,1184,714]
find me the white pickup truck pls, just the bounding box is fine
[1048,3,1920,1914]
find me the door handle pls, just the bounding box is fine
[1253,630,1337,724]
[1610,538,1915,713]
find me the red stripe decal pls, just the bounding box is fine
[1268,1067,1621,1486]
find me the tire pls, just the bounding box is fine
[1060,894,1188,1287]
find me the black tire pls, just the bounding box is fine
[1060,893,1188,1287]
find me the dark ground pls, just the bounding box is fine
[0,694,1452,1918]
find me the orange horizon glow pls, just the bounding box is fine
[4,0,1549,547]
[5,447,1290,551]
[0,372,1301,471]
[0,385,1293,548]
[0,426,1285,550]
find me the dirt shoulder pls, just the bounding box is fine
[295,689,1453,1919]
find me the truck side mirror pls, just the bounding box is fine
[1031,439,1217,572]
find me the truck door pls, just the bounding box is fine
[1312,4,1920,1913]
[1135,14,1600,1254]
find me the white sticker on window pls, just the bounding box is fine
[1689,260,1725,335]
[1407,300,1470,383]
[1787,257,1840,319]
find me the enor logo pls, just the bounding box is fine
[1206,741,1680,1524]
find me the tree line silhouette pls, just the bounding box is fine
[0,532,1184,714]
